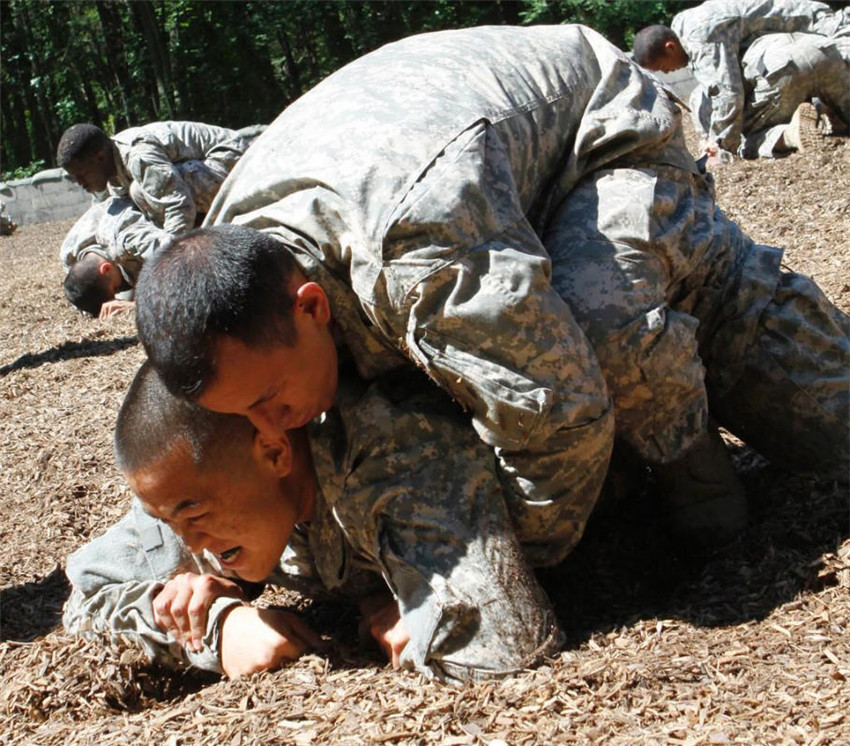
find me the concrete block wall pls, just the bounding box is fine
[655,68,698,102]
[0,168,91,227]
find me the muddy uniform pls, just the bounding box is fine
[103,121,248,234]
[59,197,171,290]
[63,376,561,683]
[206,23,849,561]
[672,0,849,153]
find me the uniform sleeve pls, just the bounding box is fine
[379,122,614,565]
[126,140,197,234]
[62,499,242,673]
[331,383,564,683]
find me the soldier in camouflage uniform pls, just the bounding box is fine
[64,362,561,682]
[56,121,250,234]
[726,31,848,157]
[634,0,849,158]
[60,196,171,317]
[135,24,849,562]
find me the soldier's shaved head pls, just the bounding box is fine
[115,360,254,478]
[633,25,689,71]
[57,124,112,169]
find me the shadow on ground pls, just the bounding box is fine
[540,446,849,649]
[0,335,138,377]
[0,566,70,641]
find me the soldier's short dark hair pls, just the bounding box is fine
[632,25,680,67]
[135,224,301,401]
[115,360,253,477]
[57,124,112,168]
[63,253,113,316]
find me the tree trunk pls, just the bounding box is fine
[95,0,133,128]
[0,79,34,170]
[130,0,175,118]
[275,25,303,101]
[11,2,54,163]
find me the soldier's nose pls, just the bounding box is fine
[249,403,292,438]
[182,528,211,555]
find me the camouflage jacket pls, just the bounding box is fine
[105,121,247,234]
[671,0,846,149]
[59,197,171,287]
[63,375,561,682]
[205,24,704,561]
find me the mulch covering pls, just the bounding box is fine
[1,122,847,745]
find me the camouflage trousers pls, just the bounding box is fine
[544,164,850,475]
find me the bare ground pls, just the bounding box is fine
[1,124,848,745]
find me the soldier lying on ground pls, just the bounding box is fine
[632,0,849,160]
[60,197,170,317]
[63,361,561,682]
[135,24,850,569]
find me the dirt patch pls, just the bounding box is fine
[1,122,848,745]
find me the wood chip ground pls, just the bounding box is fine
[1,121,848,745]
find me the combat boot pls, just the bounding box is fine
[811,97,848,136]
[784,102,826,153]
[653,422,748,557]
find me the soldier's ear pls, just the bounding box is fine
[254,430,294,477]
[294,282,331,325]
[97,259,113,276]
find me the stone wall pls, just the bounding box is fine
[0,169,91,227]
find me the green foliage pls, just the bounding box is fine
[519,0,690,47]
[1,159,47,183]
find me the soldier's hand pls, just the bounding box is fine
[153,572,246,652]
[698,138,718,157]
[99,299,135,318]
[220,606,322,678]
[358,592,410,669]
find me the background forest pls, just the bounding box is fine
[1,0,698,178]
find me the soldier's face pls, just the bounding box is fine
[197,283,339,439]
[129,431,311,583]
[66,150,112,193]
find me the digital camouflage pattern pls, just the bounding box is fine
[200,23,849,565]
[67,23,850,682]
[671,0,850,151]
[105,121,248,234]
[545,164,850,476]
[205,23,697,566]
[59,197,171,287]
[64,374,562,682]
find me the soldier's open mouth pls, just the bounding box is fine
[218,547,241,562]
